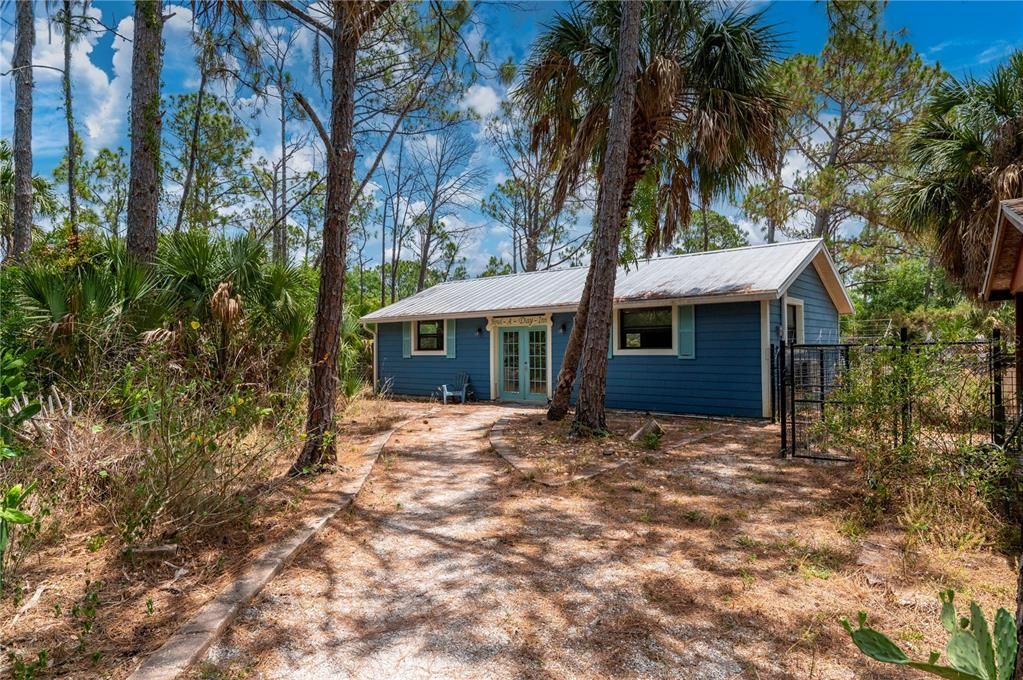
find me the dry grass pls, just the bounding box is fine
[195,405,1017,679]
[497,410,720,481]
[0,395,423,679]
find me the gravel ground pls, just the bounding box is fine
[196,404,1015,680]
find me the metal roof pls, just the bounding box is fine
[362,239,852,323]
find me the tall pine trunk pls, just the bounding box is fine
[380,198,388,306]
[292,10,359,474]
[62,0,78,240]
[11,0,34,261]
[416,231,430,292]
[126,0,164,263]
[572,0,642,433]
[274,83,288,263]
[701,202,710,251]
[174,68,208,233]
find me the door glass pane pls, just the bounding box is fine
[786,304,798,345]
[528,330,547,395]
[502,330,519,393]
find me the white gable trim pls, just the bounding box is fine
[776,243,854,315]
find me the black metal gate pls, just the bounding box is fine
[776,330,1019,460]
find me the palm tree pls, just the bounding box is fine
[891,51,1023,297]
[890,51,1023,678]
[0,140,59,260]
[518,0,785,420]
[570,0,642,433]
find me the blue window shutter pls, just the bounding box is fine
[608,314,614,359]
[402,322,411,358]
[677,305,695,359]
[446,320,456,359]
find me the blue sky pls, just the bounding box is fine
[1,1,1021,272]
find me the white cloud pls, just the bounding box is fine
[0,3,204,160]
[460,84,501,118]
[84,15,133,152]
[977,41,1018,64]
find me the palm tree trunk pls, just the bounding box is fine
[174,68,208,233]
[292,7,359,474]
[546,160,645,421]
[571,0,642,433]
[11,0,34,261]
[62,0,78,241]
[126,0,164,264]
[546,263,594,420]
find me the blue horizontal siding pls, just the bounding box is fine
[553,303,763,418]
[786,265,840,343]
[377,318,492,399]
[374,260,843,418]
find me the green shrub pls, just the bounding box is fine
[842,590,1017,679]
[0,349,41,451]
[1,482,35,596]
[817,340,1018,547]
[111,368,289,544]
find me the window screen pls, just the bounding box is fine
[416,321,444,351]
[619,307,672,350]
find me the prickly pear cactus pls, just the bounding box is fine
[840,590,1018,680]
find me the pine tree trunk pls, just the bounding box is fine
[11,0,34,261]
[701,202,710,251]
[274,86,288,263]
[126,0,164,263]
[380,201,388,306]
[62,0,78,241]
[572,0,642,433]
[174,68,207,233]
[292,10,358,475]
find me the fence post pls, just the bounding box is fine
[818,347,826,420]
[790,340,797,456]
[770,343,777,423]
[900,327,911,448]
[779,339,787,455]
[993,328,1006,446]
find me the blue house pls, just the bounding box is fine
[361,239,852,418]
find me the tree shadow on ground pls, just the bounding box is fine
[199,405,1013,680]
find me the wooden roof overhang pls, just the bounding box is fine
[981,199,1023,302]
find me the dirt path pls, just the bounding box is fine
[197,405,1014,680]
[201,405,543,678]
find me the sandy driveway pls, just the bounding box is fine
[196,404,1014,680]
[203,404,556,678]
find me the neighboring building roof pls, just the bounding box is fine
[981,198,1023,301]
[361,238,853,323]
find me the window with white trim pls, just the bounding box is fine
[415,320,444,352]
[785,299,805,344]
[618,306,673,350]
